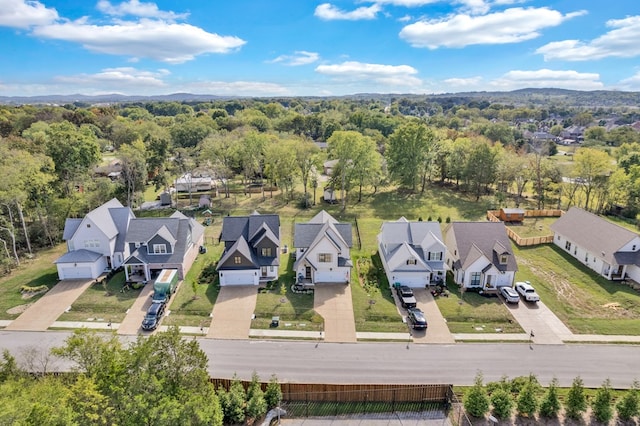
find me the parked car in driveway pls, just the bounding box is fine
[395,285,417,309]
[407,307,428,330]
[515,281,540,302]
[500,286,520,304]
[141,301,166,331]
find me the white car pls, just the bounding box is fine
[500,286,520,304]
[515,281,540,302]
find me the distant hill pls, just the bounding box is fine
[1,88,639,107]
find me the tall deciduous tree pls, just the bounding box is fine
[44,120,101,195]
[118,140,147,207]
[387,121,435,192]
[572,148,612,211]
[294,139,321,208]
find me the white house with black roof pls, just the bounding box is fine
[377,217,446,288]
[55,198,134,280]
[217,211,280,286]
[444,221,517,290]
[293,211,352,285]
[550,207,640,281]
[55,198,204,281]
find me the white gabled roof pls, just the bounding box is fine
[386,242,430,272]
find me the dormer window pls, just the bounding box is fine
[234,256,242,264]
[153,244,167,254]
[261,247,272,257]
[500,254,508,264]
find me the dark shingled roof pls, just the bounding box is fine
[220,214,280,243]
[445,221,518,273]
[293,223,352,248]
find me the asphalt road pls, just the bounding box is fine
[1,331,638,389]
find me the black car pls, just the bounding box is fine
[407,307,428,330]
[141,301,166,331]
[396,285,417,309]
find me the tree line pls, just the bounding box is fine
[1,97,639,275]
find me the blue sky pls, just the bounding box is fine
[1,0,639,97]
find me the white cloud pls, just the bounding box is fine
[96,0,188,21]
[315,3,381,20]
[316,61,422,87]
[0,0,58,29]
[268,51,319,66]
[444,76,483,87]
[618,71,640,91]
[399,7,585,48]
[536,15,640,61]
[181,81,290,96]
[32,19,246,64]
[54,67,169,87]
[490,69,603,90]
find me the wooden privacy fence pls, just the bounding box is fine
[210,380,451,403]
[487,209,563,247]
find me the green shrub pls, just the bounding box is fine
[491,388,513,420]
[265,375,282,409]
[565,376,587,420]
[591,379,613,424]
[246,372,267,420]
[539,378,561,418]
[464,372,490,418]
[516,380,538,417]
[617,380,640,421]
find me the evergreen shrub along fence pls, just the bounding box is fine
[487,209,563,247]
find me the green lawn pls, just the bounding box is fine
[506,216,558,238]
[435,278,523,334]
[0,244,66,320]
[57,271,139,323]
[515,244,640,335]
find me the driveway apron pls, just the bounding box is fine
[6,279,93,331]
[117,283,155,335]
[505,300,570,344]
[411,289,455,344]
[207,286,258,339]
[313,284,357,343]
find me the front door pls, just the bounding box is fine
[305,266,312,279]
[261,267,268,277]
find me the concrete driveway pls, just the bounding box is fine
[117,283,155,335]
[314,284,357,343]
[411,289,455,344]
[207,286,258,339]
[5,279,93,331]
[504,299,572,344]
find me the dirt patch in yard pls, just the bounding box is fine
[517,257,633,319]
[21,289,48,299]
[6,304,32,315]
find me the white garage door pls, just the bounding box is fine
[221,271,257,286]
[397,274,428,288]
[60,267,93,280]
[315,270,346,283]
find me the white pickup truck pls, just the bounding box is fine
[515,281,540,302]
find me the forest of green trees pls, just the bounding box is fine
[1,95,640,275]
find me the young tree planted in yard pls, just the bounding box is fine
[246,372,267,420]
[516,378,539,417]
[591,378,614,424]
[224,375,247,425]
[265,374,283,409]
[490,388,514,420]
[617,380,640,421]
[565,376,587,420]
[539,378,561,419]
[464,372,490,418]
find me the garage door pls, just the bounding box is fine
[221,271,257,286]
[398,274,428,288]
[60,267,93,280]
[315,271,346,283]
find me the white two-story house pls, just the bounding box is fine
[293,211,353,285]
[55,198,133,280]
[377,217,447,288]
